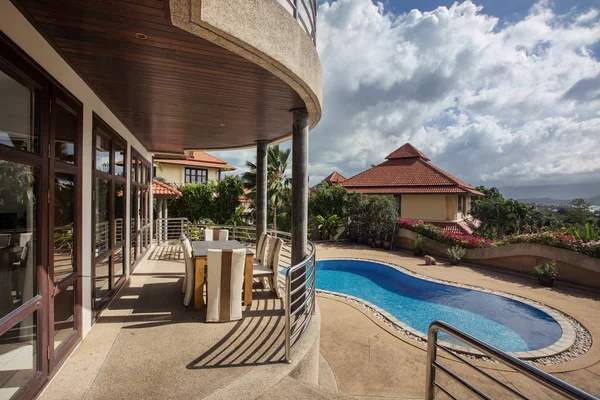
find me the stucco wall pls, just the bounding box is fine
[1,2,153,336]
[169,0,322,144]
[401,194,448,221]
[396,229,600,288]
[157,164,221,186]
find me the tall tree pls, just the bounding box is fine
[242,144,291,230]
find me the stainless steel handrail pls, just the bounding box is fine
[425,320,597,400]
[284,240,316,363]
[278,0,317,44]
[157,217,317,363]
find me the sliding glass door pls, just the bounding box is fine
[0,33,82,398]
[130,150,151,271]
[92,115,127,316]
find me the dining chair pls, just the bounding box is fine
[206,248,246,322]
[181,236,195,307]
[254,233,270,266]
[252,238,283,298]
[204,228,229,241]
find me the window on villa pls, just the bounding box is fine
[458,195,464,213]
[185,167,208,184]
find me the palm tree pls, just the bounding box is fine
[242,145,291,231]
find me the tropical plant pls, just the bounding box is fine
[534,259,558,278]
[226,205,251,226]
[242,144,291,231]
[213,176,244,223]
[315,214,341,240]
[414,234,424,256]
[309,183,348,220]
[180,182,216,222]
[447,246,466,264]
[569,222,599,242]
[567,198,594,225]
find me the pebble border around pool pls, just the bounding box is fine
[316,257,592,364]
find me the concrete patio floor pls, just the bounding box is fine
[315,242,600,399]
[39,245,295,400]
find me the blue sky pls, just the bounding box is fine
[215,0,600,189]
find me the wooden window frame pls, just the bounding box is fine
[184,167,207,184]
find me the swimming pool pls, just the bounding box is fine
[316,259,563,353]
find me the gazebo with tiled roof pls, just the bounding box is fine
[153,180,182,243]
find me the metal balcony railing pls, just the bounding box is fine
[277,0,317,44]
[425,321,596,400]
[154,218,316,362]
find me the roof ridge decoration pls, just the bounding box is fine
[324,171,346,182]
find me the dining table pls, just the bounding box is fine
[191,240,254,311]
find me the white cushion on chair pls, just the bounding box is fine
[252,261,272,276]
[206,248,246,322]
[204,228,213,241]
[182,238,195,306]
[219,229,229,241]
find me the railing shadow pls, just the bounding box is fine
[187,290,287,369]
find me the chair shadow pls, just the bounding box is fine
[186,289,288,369]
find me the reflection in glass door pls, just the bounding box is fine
[48,90,82,370]
[92,115,127,316]
[130,150,150,271]
[0,34,82,399]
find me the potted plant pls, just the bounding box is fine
[447,245,466,266]
[413,234,424,256]
[534,259,558,287]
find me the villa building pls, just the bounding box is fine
[342,143,483,234]
[0,0,321,398]
[154,151,235,187]
[310,171,346,192]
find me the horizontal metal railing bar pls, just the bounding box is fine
[427,321,597,400]
[290,301,315,338]
[433,382,458,400]
[290,263,315,285]
[289,284,314,310]
[435,343,529,400]
[433,361,491,400]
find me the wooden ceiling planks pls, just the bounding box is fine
[13,0,305,152]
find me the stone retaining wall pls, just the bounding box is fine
[396,228,600,289]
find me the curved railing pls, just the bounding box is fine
[155,218,317,362]
[277,0,317,44]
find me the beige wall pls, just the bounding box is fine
[156,163,221,186]
[401,195,449,221]
[1,1,152,336]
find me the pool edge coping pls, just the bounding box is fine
[316,257,578,360]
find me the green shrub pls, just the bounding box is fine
[414,234,424,253]
[534,259,558,278]
[447,245,466,262]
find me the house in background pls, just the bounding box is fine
[154,151,235,186]
[310,171,346,192]
[342,143,483,234]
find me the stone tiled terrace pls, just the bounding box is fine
[39,242,600,399]
[39,244,319,400]
[315,242,600,399]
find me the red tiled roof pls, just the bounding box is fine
[385,143,430,161]
[153,180,182,198]
[239,188,252,203]
[323,171,346,184]
[155,151,235,170]
[342,143,483,196]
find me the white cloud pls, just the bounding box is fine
[309,0,600,186]
[214,0,600,189]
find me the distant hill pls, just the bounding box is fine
[517,197,572,206]
[500,182,600,201]
[588,195,600,206]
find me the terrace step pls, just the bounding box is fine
[257,376,352,399]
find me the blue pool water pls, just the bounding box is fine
[316,259,562,352]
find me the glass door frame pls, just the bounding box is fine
[130,149,151,272]
[47,86,83,371]
[91,114,127,318]
[0,31,82,399]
